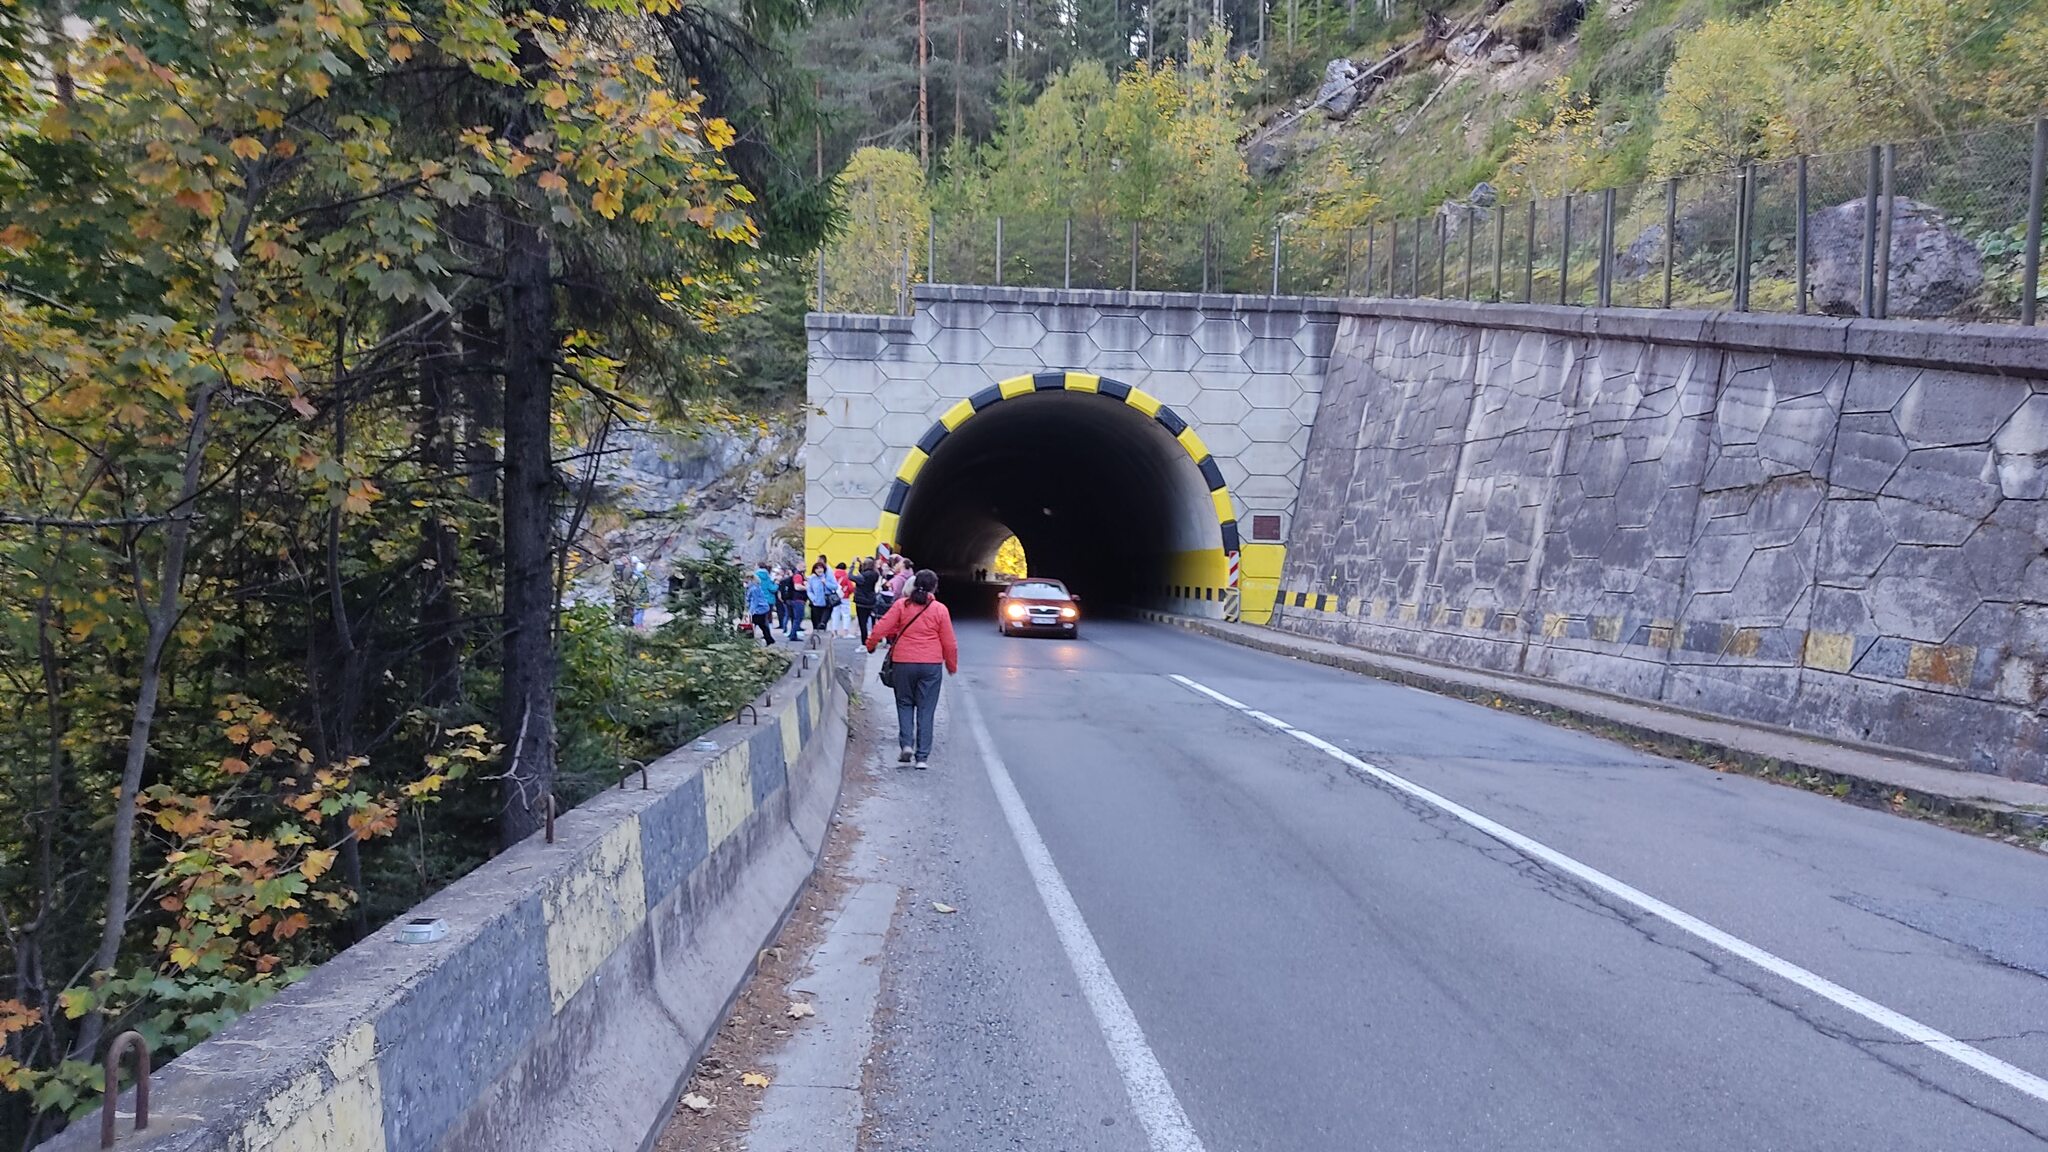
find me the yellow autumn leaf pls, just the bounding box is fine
[229,136,266,161]
[741,1071,770,1088]
[537,170,568,194]
[301,848,338,881]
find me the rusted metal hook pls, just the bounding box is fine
[100,1030,150,1149]
[801,651,813,671]
[543,794,558,844]
[618,762,649,790]
[735,703,758,725]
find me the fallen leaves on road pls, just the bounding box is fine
[680,1094,713,1113]
[931,902,957,914]
[786,1001,816,1019]
[741,1072,771,1088]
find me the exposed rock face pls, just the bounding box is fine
[1315,58,1364,119]
[574,419,803,603]
[1806,197,1984,318]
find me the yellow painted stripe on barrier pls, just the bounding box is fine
[1064,371,1101,392]
[895,447,929,484]
[940,398,976,430]
[1210,488,1236,523]
[779,702,802,767]
[249,1023,388,1152]
[542,816,650,1012]
[998,374,1035,399]
[1124,388,1163,417]
[703,741,754,851]
[1177,427,1209,460]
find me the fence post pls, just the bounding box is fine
[1389,218,1399,297]
[928,219,937,287]
[1559,194,1573,305]
[1202,221,1212,293]
[1463,205,1476,300]
[1796,155,1809,315]
[1662,178,1677,309]
[1344,228,1355,295]
[2026,118,2046,326]
[1860,145,1878,318]
[1271,225,1283,295]
[1875,143,1895,320]
[1064,217,1073,290]
[1493,203,1505,302]
[1365,222,1376,298]
[1130,220,1140,291]
[995,215,1005,287]
[1436,214,1448,297]
[815,252,825,312]
[1735,164,1755,312]
[1523,199,1536,303]
[1598,187,1615,308]
[900,241,911,315]
[1410,217,1421,297]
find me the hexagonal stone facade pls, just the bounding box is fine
[807,288,1334,540]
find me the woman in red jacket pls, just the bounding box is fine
[865,568,958,768]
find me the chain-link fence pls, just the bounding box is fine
[820,117,2048,326]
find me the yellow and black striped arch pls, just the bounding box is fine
[876,371,1240,555]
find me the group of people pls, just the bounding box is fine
[742,550,926,645]
[741,545,957,769]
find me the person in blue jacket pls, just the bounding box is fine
[745,567,778,645]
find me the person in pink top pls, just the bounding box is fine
[864,569,958,768]
[886,556,915,603]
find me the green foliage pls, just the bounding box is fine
[555,605,786,801]
[1647,19,1787,177]
[821,147,930,313]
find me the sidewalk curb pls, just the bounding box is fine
[1138,610,2048,848]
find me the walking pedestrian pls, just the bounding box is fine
[865,569,956,769]
[831,563,855,636]
[852,557,880,643]
[778,566,805,641]
[805,560,838,637]
[745,567,778,645]
[887,556,915,604]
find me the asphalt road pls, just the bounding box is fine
[850,618,2048,1152]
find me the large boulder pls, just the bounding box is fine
[1807,197,1983,318]
[1315,58,1364,119]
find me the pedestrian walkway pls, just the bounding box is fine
[1138,610,2048,840]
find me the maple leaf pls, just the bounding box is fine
[229,136,266,161]
[741,1071,770,1088]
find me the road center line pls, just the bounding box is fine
[1167,672,2048,1107]
[958,687,1208,1152]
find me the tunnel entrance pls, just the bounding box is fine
[892,383,1232,611]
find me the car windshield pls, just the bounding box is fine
[1007,581,1068,600]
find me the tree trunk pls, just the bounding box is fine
[497,209,557,847]
[72,381,221,1060]
[953,0,965,146]
[419,312,461,709]
[917,0,930,167]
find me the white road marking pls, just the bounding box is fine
[1167,672,2048,1107]
[958,688,1208,1152]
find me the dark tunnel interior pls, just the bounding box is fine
[895,391,1221,610]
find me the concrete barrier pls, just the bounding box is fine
[51,642,856,1152]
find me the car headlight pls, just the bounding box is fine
[1005,603,1027,619]
[1060,606,1077,619]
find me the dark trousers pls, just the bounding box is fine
[892,662,944,760]
[750,612,775,645]
[809,603,831,630]
[855,605,875,643]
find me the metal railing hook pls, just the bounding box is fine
[100,1031,150,1149]
[543,794,557,844]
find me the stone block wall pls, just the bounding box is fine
[1277,301,2048,782]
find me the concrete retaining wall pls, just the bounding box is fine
[53,644,854,1152]
[1276,301,2048,782]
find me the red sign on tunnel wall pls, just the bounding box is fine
[1251,515,1283,542]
